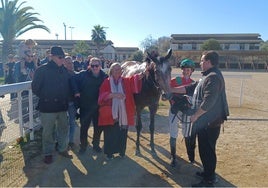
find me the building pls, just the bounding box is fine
[170,33,267,71]
[170,33,263,51]
[12,39,139,62]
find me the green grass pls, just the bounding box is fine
[0,77,4,85]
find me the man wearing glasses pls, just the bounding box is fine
[32,46,73,164]
[73,57,108,154]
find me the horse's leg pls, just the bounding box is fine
[149,105,157,154]
[135,109,142,155]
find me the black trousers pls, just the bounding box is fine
[103,122,128,157]
[185,134,196,162]
[80,110,103,149]
[197,124,221,182]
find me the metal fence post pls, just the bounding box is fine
[28,90,34,140]
[17,91,24,138]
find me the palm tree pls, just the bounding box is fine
[91,25,106,56]
[0,0,50,62]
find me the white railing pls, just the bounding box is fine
[0,81,40,149]
[177,73,252,107]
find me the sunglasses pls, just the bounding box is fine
[57,56,65,59]
[91,64,99,68]
[27,55,34,58]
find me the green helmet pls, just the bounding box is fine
[180,58,195,69]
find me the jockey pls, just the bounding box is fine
[168,58,196,167]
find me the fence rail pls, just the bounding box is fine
[0,81,40,150]
[189,74,252,107]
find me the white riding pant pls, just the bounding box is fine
[169,109,192,138]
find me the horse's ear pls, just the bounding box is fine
[164,49,172,60]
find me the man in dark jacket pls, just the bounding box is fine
[73,57,108,154]
[171,51,229,187]
[32,46,72,164]
[73,54,85,72]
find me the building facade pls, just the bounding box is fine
[12,39,139,62]
[170,33,263,51]
[170,33,267,71]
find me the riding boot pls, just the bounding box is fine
[170,137,177,167]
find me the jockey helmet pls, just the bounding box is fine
[180,59,195,70]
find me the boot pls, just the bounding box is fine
[170,137,177,167]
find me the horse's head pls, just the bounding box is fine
[147,49,172,100]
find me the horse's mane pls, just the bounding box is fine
[121,61,147,77]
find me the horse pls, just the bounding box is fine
[121,49,172,155]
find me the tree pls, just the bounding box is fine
[157,36,171,55]
[72,41,90,57]
[140,35,158,52]
[141,35,172,57]
[130,50,144,62]
[260,41,268,51]
[201,38,222,51]
[0,0,50,62]
[91,25,106,56]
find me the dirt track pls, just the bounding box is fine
[20,120,268,187]
[2,70,268,187]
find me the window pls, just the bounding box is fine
[192,43,197,50]
[249,44,253,50]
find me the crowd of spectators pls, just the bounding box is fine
[1,39,229,187]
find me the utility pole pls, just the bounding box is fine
[55,33,59,40]
[63,22,66,40]
[69,26,75,40]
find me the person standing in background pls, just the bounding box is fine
[73,54,85,72]
[64,56,78,149]
[4,54,16,99]
[84,55,93,70]
[39,49,51,65]
[14,49,36,123]
[4,54,15,84]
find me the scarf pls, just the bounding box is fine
[110,77,128,126]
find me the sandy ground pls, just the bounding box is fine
[3,69,268,187]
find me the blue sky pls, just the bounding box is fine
[17,0,268,48]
